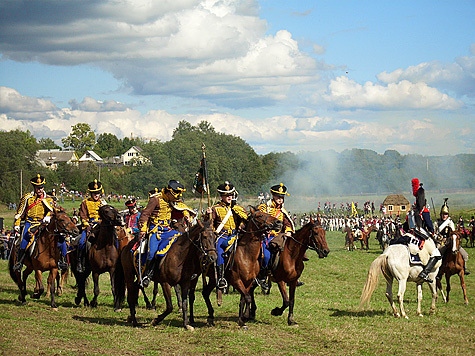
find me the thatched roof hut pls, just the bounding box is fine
[382,194,410,215]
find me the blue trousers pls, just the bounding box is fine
[147,225,181,260]
[216,233,236,266]
[19,220,41,250]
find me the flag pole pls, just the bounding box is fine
[201,143,211,207]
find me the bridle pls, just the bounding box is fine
[288,222,325,254]
[46,210,77,238]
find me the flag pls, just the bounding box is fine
[351,201,358,217]
[192,157,208,194]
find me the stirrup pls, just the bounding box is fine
[13,261,23,272]
[418,271,433,283]
[141,276,151,288]
[217,278,228,290]
[256,278,269,291]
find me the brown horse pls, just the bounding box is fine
[343,226,356,251]
[73,205,123,307]
[436,231,469,305]
[359,225,376,250]
[262,217,329,326]
[114,220,217,330]
[9,209,79,308]
[202,207,282,329]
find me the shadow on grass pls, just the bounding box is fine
[328,308,386,317]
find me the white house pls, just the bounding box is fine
[36,149,79,170]
[78,150,103,163]
[121,146,149,166]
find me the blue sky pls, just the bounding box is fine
[1,0,474,155]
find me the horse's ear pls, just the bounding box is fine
[198,219,204,228]
[249,206,256,214]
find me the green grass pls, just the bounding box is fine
[0,231,474,355]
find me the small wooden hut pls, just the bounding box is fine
[382,194,410,216]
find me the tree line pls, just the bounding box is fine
[1,122,474,204]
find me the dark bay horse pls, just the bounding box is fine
[202,207,282,329]
[74,205,123,307]
[264,217,329,326]
[359,225,376,250]
[9,209,79,309]
[115,220,217,330]
[436,231,469,305]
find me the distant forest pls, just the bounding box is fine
[1,121,474,203]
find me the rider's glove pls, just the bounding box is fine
[43,216,51,224]
[14,225,20,232]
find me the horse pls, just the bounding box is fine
[342,226,356,251]
[73,205,123,308]
[358,225,376,250]
[114,220,217,330]
[9,209,79,309]
[360,236,441,318]
[263,217,330,326]
[436,231,469,305]
[376,225,390,250]
[201,206,283,329]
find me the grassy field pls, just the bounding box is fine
[0,229,474,355]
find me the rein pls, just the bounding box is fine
[288,224,323,253]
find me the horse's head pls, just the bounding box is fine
[247,206,283,233]
[99,205,124,226]
[309,217,330,258]
[449,230,461,254]
[194,220,217,264]
[53,208,80,236]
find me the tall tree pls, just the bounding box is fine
[38,137,61,150]
[62,123,96,157]
[95,133,121,158]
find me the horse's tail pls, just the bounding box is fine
[113,251,126,309]
[8,250,19,284]
[359,254,388,309]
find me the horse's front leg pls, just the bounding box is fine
[32,270,44,299]
[271,280,289,316]
[201,277,216,326]
[445,274,452,303]
[48,269,58,309]
[18,267,32,305]
[90,272,100,308]
[427,281,438,314]
[416,283,424,317]
[459,272,469,305]
[152,282,173,326]
[233,280,251,328]
[188,278,198,325]
[287,280,298,326]
[180,283,194,331]
[249,282,258,321]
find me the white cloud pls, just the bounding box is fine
[377,56,475,98]
[0,87,58,114]
[69,97,128,112]
[323,76,463,110]
[0,0,317,108]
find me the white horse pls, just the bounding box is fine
[360,236,441,319]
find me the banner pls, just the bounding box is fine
[192,157,207,194]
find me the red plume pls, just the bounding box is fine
[411,178,419,197]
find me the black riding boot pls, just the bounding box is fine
[257,267,269,291]
[58,252,68,271]
[216,264,227,289]
[13,248,26,272]
[418,256,440,283]
[464,263,471,276]
[142,258,157,288]
[76,248,85,273]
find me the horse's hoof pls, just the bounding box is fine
[288,321,299,327]
[241,325,248,331]
[207,318,215,327]
[114,308,122,313]
[271,308,282,316]
[185,325,195,331]
[32,293,41,300]
[90,301,98,308]
[74,297,81,306]
[151,318,161,326]
[52,307,59,312]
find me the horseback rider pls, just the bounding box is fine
[138,180,195,288]
[13,174,55,272]
[77,179,107,273]
[205,181,248,290]
[436,199,470,276]
[124,199,141,239]
[256,183,295,290]
[407,178,441,283]
[46,189,69,271]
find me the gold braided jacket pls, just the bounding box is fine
[138,190,194,232]
[79,197,107,226]
[208,201,248,232]
[14,192,54,226]
[257,200,294,233]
